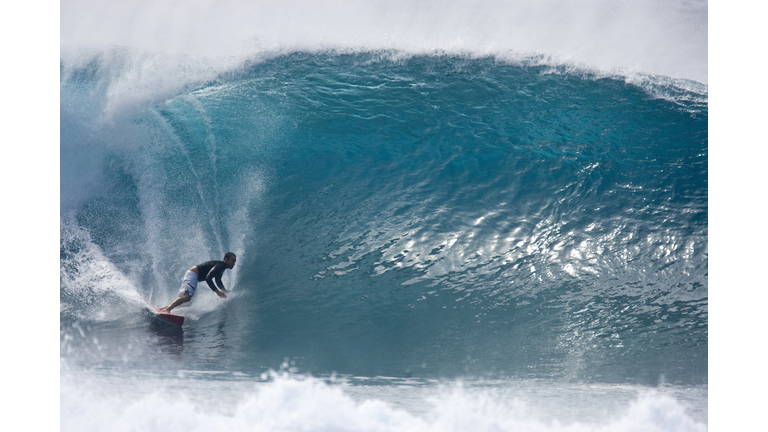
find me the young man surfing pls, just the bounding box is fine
[160,252,237,313]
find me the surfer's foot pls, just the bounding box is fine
[159,306,169,312]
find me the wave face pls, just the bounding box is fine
[60,51,707,390]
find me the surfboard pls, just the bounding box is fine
[144,305,185,326]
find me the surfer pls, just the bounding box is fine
[160,252,237,313]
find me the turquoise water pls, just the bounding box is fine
[60,21,707,432]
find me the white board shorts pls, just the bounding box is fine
[177,270,199,297]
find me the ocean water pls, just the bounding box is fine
[60,2,707,431]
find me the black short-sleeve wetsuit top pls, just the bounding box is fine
[196,260,228,291]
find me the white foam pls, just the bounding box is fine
[61,372,707,432]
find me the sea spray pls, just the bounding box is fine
[61,0,707,83]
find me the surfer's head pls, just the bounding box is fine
[224,252,237,268]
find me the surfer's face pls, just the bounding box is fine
[225,255,237,269]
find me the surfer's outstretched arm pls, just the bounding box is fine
[206,278,228,298]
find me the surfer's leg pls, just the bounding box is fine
[162,270,198,312]
[162,295,192,312]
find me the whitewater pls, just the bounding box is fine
[57,1,709,431]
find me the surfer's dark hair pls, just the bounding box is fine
[224,252,236,260]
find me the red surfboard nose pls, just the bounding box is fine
[145,305,185,326]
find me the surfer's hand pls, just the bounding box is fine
[216,290,227,298]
